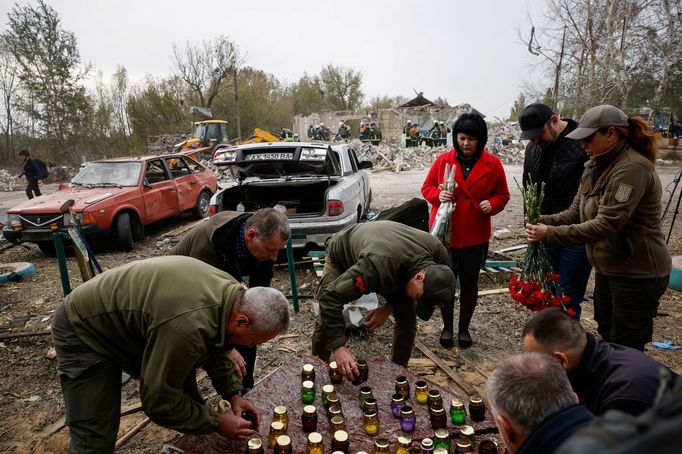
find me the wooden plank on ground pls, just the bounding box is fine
[493,244,527,254]
[478,288,508,296]
[413,338,477,396]
[159,217,208,239]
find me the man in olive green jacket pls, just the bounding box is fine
[51,256,290,454]
[312,221,456,381]
[170,208,289,391]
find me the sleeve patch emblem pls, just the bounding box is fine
[614,183,633,203]
[354,275,367,294]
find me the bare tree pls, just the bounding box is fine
[172,35,242,109]
[111,65,132,141]
[0,37,20,159]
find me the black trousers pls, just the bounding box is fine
[26,178,41,199]
[593,273,669,351]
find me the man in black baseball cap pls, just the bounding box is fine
[519,103,592,320]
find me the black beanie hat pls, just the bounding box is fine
[452,113,487,155]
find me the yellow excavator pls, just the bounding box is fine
[174,120,230,161]
[234,128,284,144]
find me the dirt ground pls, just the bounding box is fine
[0,164,680,453]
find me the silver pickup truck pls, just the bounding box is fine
[210,141,372,248]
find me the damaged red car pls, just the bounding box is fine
[3,154,217,253]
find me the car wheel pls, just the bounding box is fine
[115,212,134,251]
[193,191,211,219]
[38,241,56,256]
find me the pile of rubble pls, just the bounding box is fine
[0,165,82,191]
[350,135,527,173]
[0,169,22,191]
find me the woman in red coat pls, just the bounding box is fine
[421,113,510,348]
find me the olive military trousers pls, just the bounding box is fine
[311,259,417,367]
[52,300,121,454]
[593,273,669,351]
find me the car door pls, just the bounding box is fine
[142,158,179,222]
[348,148,370,208]
[164,156,199,211]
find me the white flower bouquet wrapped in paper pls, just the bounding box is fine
[431,162,456,248]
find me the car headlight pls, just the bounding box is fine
[213,149,237,164]
[8,214,21,226]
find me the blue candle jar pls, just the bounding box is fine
[390,393,405,418]
[399,405,416,433]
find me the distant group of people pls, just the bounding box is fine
[402,120,450,147]
[45,101,676,453]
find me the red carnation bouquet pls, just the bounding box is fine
[509,178,575,316]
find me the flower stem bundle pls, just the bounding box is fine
[508,176,573,315]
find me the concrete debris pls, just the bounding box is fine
[0,166,77,191]
[493,228,513,240]
[349,121,527,173]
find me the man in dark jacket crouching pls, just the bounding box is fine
[51,256,290,454]
[522,307,669,416]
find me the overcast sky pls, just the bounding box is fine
[0,0,551,119]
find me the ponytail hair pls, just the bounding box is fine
[614,116,658,164]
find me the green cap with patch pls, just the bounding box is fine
[566,105,629,140]
[416,264,456,321]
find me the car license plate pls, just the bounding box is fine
[244,153,293,161]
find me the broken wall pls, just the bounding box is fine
[294,104,479,146]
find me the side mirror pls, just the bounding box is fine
[358,160,373,170]
[143,178,152,188]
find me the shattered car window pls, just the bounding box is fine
[72,161,142,187]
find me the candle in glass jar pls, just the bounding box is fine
[430,405,447,430]
[450,398,467,425]
[329,361,343,384]
[274,434,292,454]
[301,405,318,433]
[356,358,369,384]
[305,432,323,454]
[363,410,380,435]
[399,405,416,433]
[477,439,498,454]
[434,428,450,451]
[301,380,315,404]
[395,375,410,399]
[245,437,264,454]
[301,363,315,383]
[331,429,350,453]
[414,380,428,404]
[395,435,412,454]
[468,394,486,422]
[420,438,434,453]
[454,438,472,453]
[373,438,390,453]
[390,393,405,418]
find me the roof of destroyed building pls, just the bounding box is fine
[400,92,436,107]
